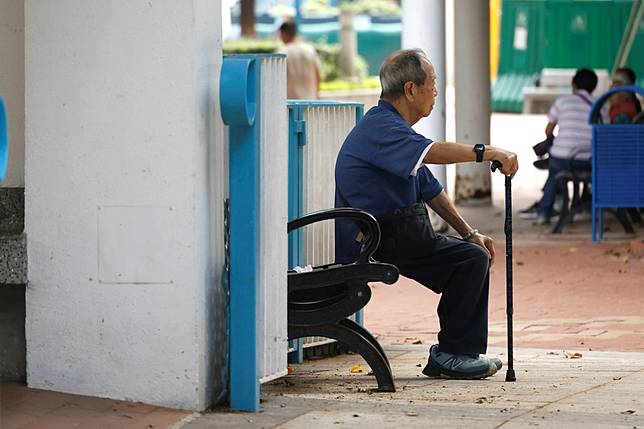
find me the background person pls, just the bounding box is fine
[609,67,641,124]
[520,68,598,224]
[277,20,321,99]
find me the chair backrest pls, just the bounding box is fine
[589,86,644,209]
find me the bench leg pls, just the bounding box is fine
[339,318,391,370]
[289,323,396,392]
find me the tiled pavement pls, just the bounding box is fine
[0,382,191,429]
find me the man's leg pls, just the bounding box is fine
[395,235,490,355]
[537,156,569,219]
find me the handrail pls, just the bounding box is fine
[288,208,380,265]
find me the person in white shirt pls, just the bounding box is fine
[277,20,321,100]
[527,68,598,225]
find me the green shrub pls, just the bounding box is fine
[223,38,279,54]
[320,76,381,91]
[314,42,368,82]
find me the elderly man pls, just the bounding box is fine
[335,49,519,379]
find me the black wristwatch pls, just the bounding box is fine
[473,144,485,163]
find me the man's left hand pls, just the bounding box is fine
[469,233,496,266]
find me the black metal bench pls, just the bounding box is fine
[287,208,399,392]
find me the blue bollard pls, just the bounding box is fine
[0,97,8,181]
[220,54,286,412]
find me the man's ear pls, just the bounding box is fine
[404,81,414,100]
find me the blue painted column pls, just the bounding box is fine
[220,56,261,412]
[0,97,8,181]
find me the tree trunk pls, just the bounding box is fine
[241,0,256,38]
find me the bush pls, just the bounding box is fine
[304,0,401,16]
[223,38,279,54]
[314,42,368,82]
[320,76,381,92]
[223,39,371,86]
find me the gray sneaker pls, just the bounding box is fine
[422,345,498,379]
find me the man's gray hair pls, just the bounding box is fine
[379,49,429,99]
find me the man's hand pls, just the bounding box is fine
[468,233,496,266]
[489,148,519,178]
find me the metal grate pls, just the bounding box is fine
[593,125,644,207]
[287,102,363,353]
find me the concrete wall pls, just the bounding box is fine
[25,0,226,410]
[0,0,25,187]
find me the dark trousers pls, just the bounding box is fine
[537,156,591,217]
[376,234,490,355]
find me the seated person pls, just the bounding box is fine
[520,69,598,224]
[608,67,641,124]
[335,49,519,380]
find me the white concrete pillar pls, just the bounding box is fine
[25,0,226,410]
[0,0,25,187]
[403,0,447,230]
[402,0,447,187]
[453,0,492,204]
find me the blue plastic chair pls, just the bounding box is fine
[589,85,644,242]
[0,97,8,181]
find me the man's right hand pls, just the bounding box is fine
[490,148,519,177]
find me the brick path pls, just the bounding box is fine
[365,239,644,352]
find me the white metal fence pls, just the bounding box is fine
[292,102,363,352]
[258,56,288,383]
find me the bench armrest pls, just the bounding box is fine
[288,208,380,265]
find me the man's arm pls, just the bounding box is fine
[545,122,556,137]
[427,191,496,265]
[423,142,518,177]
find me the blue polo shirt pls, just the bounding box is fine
[335,99,443,263]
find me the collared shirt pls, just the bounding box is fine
[334,100,443,263]
[548,90,596,160]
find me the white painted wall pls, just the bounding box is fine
[0,0,25,187]
[25,0,226,410]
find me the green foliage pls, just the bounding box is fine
[223,38,279,54]
[303,0,338,15]
[314,42,369,82]
[320,76,381,92]
[304,0,401,16]
[223,38,373,86]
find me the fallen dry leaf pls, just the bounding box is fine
[350,363,364,373]
[287,366,294,375]
[404,337,423,344]
[564,351,583,359]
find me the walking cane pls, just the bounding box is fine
[491,161,516,382]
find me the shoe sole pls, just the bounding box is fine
[421,360,498,380]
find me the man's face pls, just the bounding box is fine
[415,61,438,117]
[611,72,629,88]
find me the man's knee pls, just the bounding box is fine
[463,241,490,272]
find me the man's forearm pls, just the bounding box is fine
[424,142,519,178]
[424,142,505,164]
[427,191,473,237]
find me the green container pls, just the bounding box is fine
[494,0,644,112]
[542,0,632,69]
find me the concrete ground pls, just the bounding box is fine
[187,346,644,429]
[1,113,643,428]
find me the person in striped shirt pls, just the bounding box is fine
[526,68,598,224]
